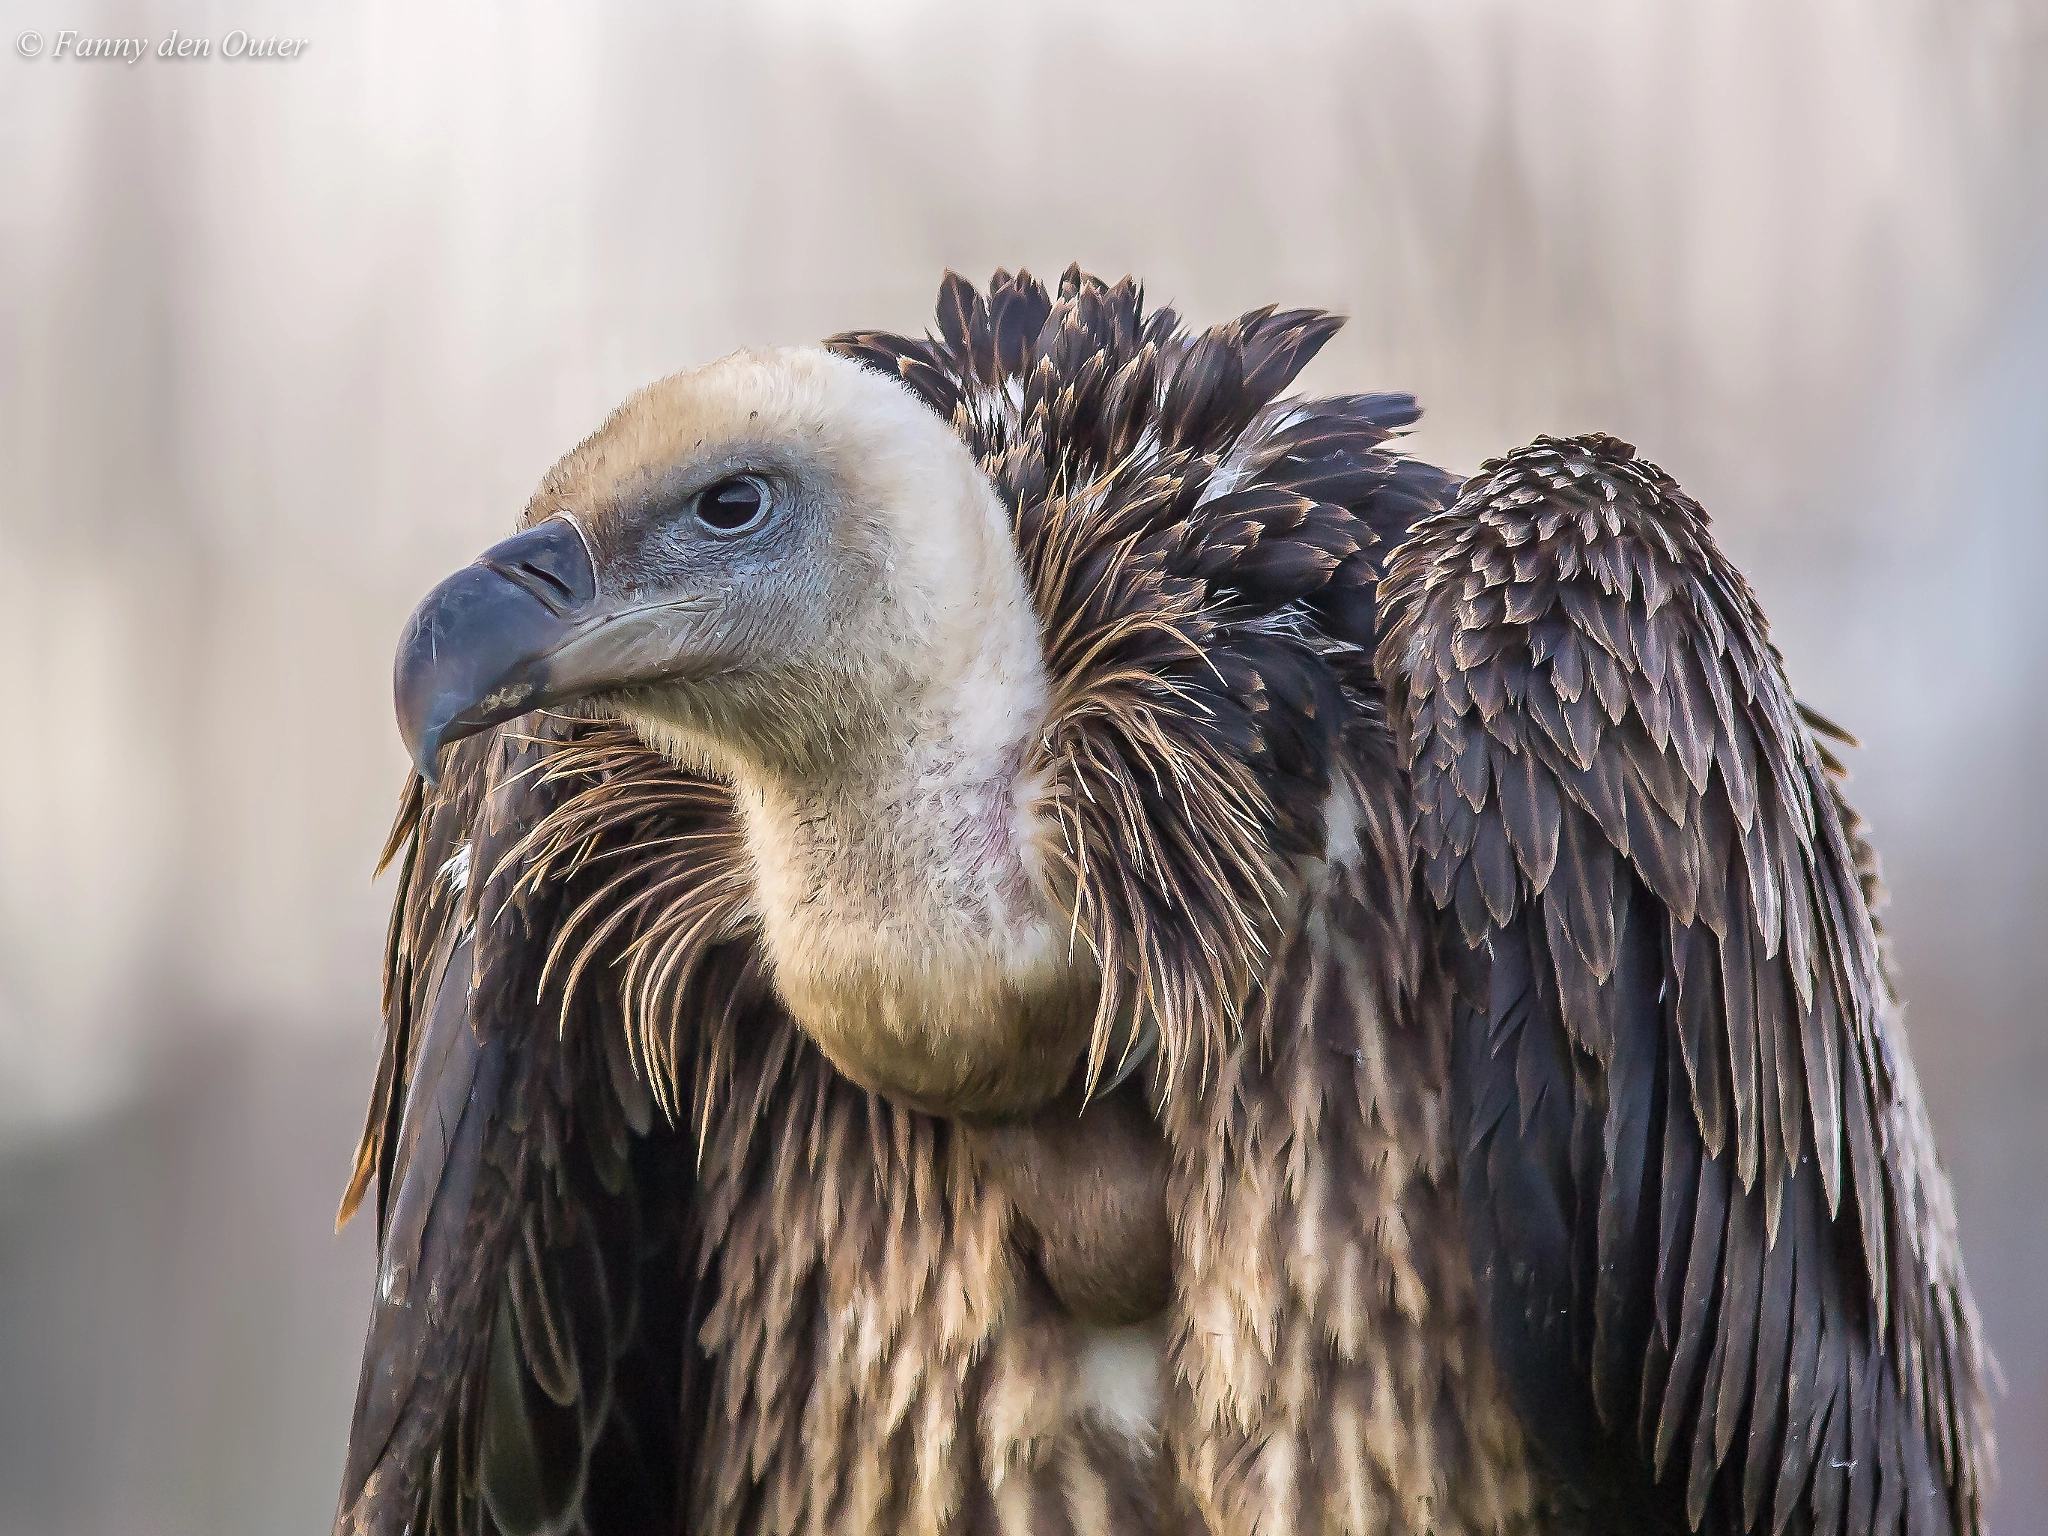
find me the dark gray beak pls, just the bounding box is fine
[394,519,598,785]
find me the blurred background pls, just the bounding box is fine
[2,0,2044,1530]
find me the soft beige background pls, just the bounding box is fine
[1,1,2043,1531]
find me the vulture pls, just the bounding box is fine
[333,267,1992,1536]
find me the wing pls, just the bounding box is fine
[333,715,749,1536]
[1378,436,1992,1536]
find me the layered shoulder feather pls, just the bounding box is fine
[1377,435,1993,1535]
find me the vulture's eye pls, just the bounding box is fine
[693,475,771,534]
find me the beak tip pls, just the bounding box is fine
[403,713,449,789]
[395,683,443,787]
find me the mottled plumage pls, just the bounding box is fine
[334,270,1990,1536]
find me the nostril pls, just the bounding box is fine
[513,559,575,605]
[477,519,598,614]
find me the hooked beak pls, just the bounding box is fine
[393,517,710,785]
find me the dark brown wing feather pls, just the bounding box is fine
[333,716,744,1536]
[1378,435,1992,1535]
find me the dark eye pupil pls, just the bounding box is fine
[697,477,764,531]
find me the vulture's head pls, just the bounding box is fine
[397,346,1045,790]
[396,346,1077,1116]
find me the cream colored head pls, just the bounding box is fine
[505,346,1044,782]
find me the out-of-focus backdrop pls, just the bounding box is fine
[2,0,2043,1530]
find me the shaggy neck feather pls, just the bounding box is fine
[630,474,1090,1117]
[730,614,1087,1116]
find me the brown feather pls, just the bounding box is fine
[1379,433,1993,1536]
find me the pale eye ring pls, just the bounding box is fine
[693,474,771,534]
